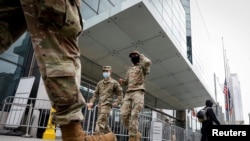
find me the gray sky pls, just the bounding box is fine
[197,0,250,124]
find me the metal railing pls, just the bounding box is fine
[0,96,201,141]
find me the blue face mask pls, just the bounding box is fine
[103,72,110,78]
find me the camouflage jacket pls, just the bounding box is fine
[122,54,152,92]
[90,78,123,106]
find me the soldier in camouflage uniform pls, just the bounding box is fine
[0,0,86,141]
[87,66,123,135]
[119,50,152,141]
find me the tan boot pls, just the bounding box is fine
[128,136,136,141]
[60,121,86,141]
[86,132,117,141]
[102,132,117,141]
[129,132,141,141]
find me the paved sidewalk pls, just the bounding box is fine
[0,135,61,141]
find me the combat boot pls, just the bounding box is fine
[60,121,86,141]
[128,132,141,141]
[86,132,117,141]
[102,132,117,141]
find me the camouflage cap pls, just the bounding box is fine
[102,66,112,71]
[129,50,140,57]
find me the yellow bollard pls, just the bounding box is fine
[42,107,56,140]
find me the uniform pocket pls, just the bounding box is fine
[60,0,82,37]
[36,0,66,29]
[46,61,75,77]
[45,61,78,104]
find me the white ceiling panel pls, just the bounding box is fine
[79,33,108,60]
[174,70,197,83]
[111,4,163,41]
[142,35,177,60]
[96,54,129,74]
[162,83,185,94]
[84,19,134,51]
[183,80,204,91]
[147,64,167,80]
[151,75,179,89]
[160,55,188,74]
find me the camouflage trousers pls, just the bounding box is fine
[95,105,112,134]
[19,0,84,125]
[120,90,144,136]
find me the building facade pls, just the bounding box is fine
[229,73,244,124]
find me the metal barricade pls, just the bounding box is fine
[185,130,202,141]
[82,105,98,134]
[0,96,202,141]
[150,119,184,141]
[194,131,202,141]
[0,96,56,138]
[150,119,166,141]
[170,125,186,141]
[186,130,195,141]
[149,119,200,141]
[81,105,153,141]
[138,109,152,141]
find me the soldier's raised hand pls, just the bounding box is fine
[112,102,118,108]
[118,78,124,85]
[86,103,93,110]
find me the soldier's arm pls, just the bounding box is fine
[113,82,123,106]
[87,83,100,110]
[89,85,99,103]
[140,54,152,75]
[119,70,129,86]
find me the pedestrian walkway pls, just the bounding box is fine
[0,135,61,141]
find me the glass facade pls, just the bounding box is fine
[149,0,186,57]
[189,0,215,99]
[81,0,126,20]
[0,33,34,108]
[229,73,244,124]
[181,0,193,63]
